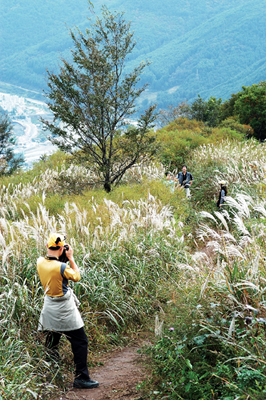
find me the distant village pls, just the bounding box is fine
[0,92,55,167]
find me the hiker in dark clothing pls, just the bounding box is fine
[177,165,193,198]
[217,180,227,208]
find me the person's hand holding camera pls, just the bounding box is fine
[65,244,80,273]
[65,244,74,261]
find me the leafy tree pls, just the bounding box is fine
[42,7,157,192]
[190,95,223,127]
[156,96,224,128]
[0,114,24,175]
[219,93,239,121]
[218,117,253,138]
[157,102,191,127]
[234,81,266,141]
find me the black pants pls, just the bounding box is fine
[45,327,90,380]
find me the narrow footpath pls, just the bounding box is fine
[56,343,147,400]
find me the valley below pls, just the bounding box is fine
[0,91,56,167]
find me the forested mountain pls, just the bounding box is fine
[0,0,266,108]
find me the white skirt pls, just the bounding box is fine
[38,289,84,332]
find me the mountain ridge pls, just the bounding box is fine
[1,0,266,108]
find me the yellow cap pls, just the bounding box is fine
[48,233,65,249]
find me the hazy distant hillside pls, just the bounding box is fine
[0,0,266,109]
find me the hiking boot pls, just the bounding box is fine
[73,378,99,389]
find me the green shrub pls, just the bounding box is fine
[155,117,247,171]
[144,306,266,400]
[218,117,253,138]
[156,128,208,170]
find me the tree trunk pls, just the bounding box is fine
[104,182,111,193]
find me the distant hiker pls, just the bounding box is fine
[217,180,227,208]
[165,171,176,193]
[177,165,193,198]
[37,233,99,390]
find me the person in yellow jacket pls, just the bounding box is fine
[37,233,99,389]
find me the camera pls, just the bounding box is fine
[59,244,69,263]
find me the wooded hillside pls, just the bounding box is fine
[0,0,266,108]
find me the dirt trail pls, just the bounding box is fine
[57,343,147,400]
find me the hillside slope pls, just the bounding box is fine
[0,0,266,108]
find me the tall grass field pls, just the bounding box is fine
[0,154,188,399]
[1,138,266,399]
